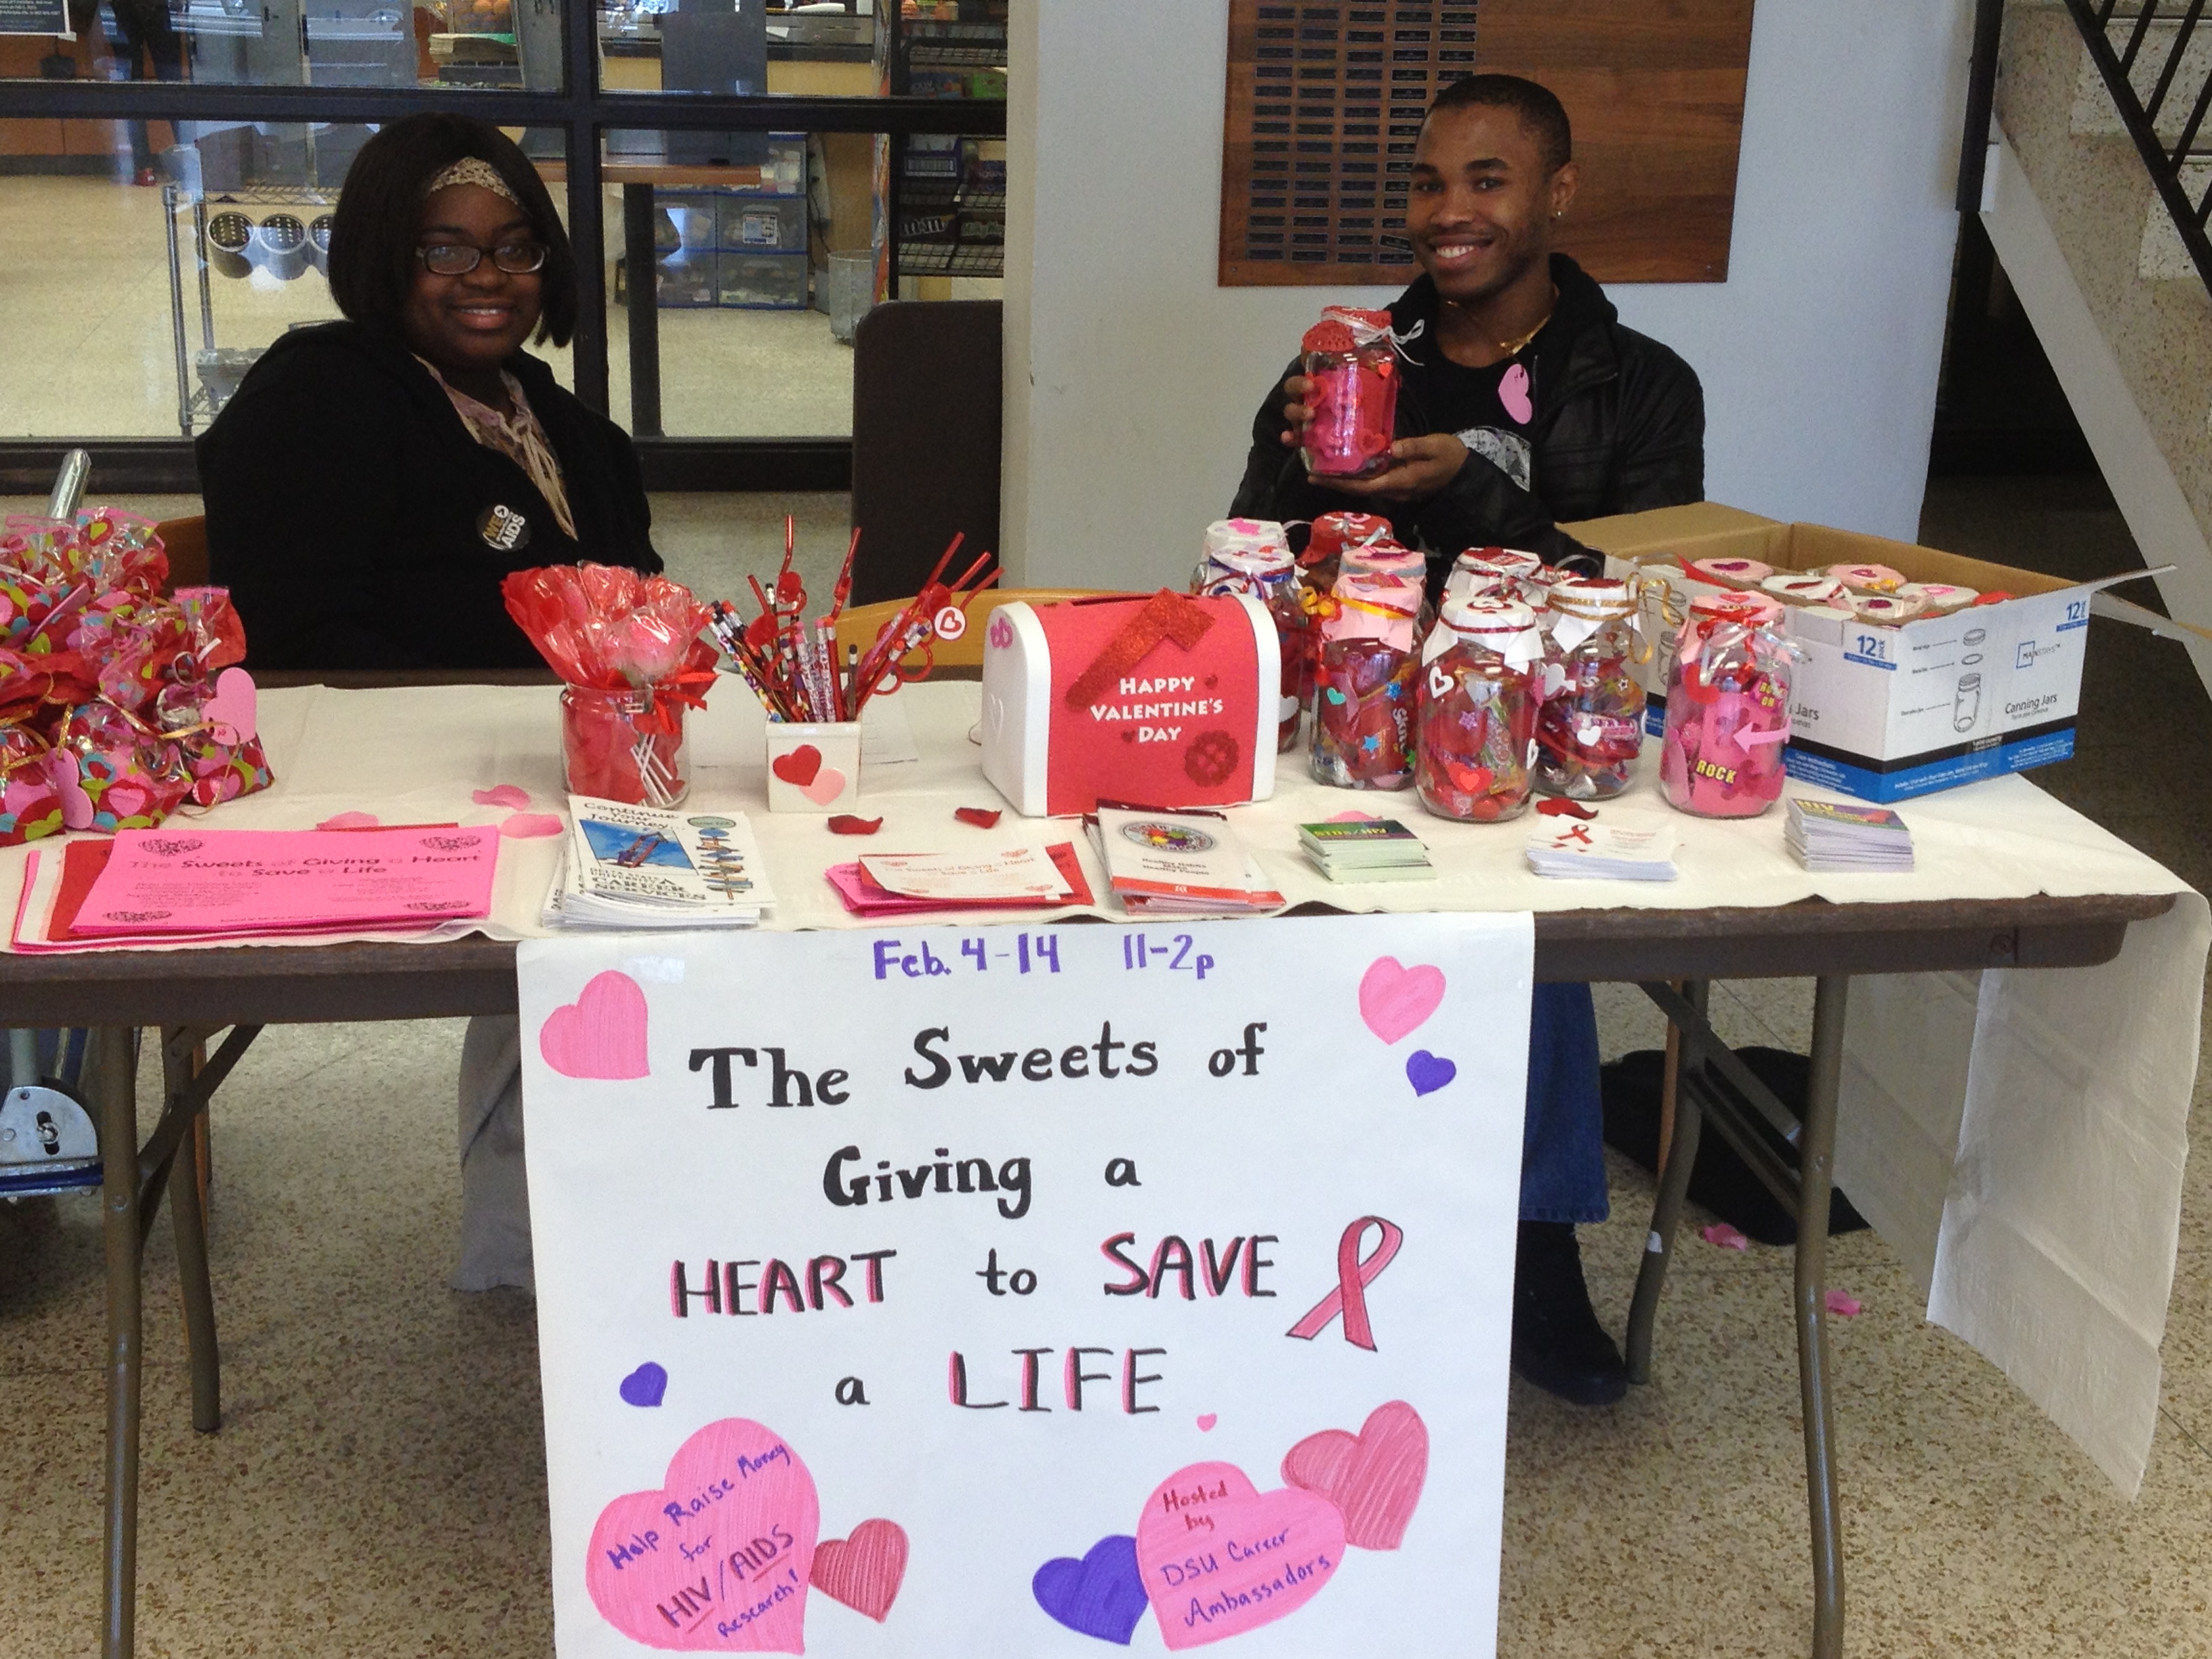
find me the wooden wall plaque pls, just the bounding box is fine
[1218,0,1756,288]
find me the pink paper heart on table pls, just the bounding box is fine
[1325,810,1377,823]
[203,666,257,745]
[317,811,380,830]
[1498,362,1534,424]
[800,766,847,806]
[499,812,565,839]
[586,1417,819,1651]
[811,1519,908,1622]
[1136,1461,1345,1649]
[1280,1400,1429,1551]
[1357,957,1447,1045]
[539,970,650,1080]
[473,784,532,810]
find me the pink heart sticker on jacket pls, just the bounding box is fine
[1498,362,1534,425]
[1279,1400,1429,1550]
[1357,956,1448,1045]
[586,1418,820,1651]
[1135,1462,1345,1648]
[539,970,650,1080]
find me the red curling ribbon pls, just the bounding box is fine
[1285,1214,1404,1352]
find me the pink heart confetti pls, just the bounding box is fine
[317,811,381,830]
[1700,1222,1750,1252]
[473,784,533,810]
[1824,1290,1862,1317]
[499,813,565,839]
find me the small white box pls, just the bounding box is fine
[764,721,861,813]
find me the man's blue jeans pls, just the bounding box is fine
[1521,982,1609,1224]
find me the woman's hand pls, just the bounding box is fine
[1309,433,1469,504]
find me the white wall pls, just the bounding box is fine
[1001,0,1978,591]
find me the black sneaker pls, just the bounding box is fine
[1511,1221,1629,1406]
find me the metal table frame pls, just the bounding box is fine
[5,886,2174,1659]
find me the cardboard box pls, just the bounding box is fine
[1562,502,2105,802]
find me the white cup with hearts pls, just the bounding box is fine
[764,720,861,813]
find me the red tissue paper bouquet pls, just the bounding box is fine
[0,508,272,847]
[501,562,718,807]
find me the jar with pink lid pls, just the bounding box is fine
[1415,594,1544,823]
[1658,592,1797,819]
[1311,571,1422,789]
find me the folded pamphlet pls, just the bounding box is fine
[1088,806,1284,916]
[1525,819,1679,882]
[543,796,775,929]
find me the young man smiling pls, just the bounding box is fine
[1231,75,1706,1407]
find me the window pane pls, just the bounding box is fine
[1,0,569,91]
[600,0,1006,100]
[0,119,570,438]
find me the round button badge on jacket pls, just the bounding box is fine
[478,504,532,552]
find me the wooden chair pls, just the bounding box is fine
[155,514,209,591]
[835,588,1123,672]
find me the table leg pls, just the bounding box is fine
[163,1032,220,1435]
[93,1025,141,1659]
[1799,975,1849,1659]
[1627,980,1708,1385]
[623,182,664,438]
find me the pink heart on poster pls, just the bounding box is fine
[539,970,650,1080]
[473,784,533,810]
[771,744,823,787]
[800,766,847,806]
[1280,1400,1429,1551]
[204,666,258,745]
[499,812,565,839]
[1499,362,1534,424]
[318,811,380,830]
[1135,1462,1345,1649]
[811,1519,908,1622]
[586,1417,820,1652]
[1357,957,1447,1045]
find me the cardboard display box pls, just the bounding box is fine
[1562,502,2125,802]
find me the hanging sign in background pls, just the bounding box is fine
[518,910,1533,1656]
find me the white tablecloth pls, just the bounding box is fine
[4,677,2200,1492]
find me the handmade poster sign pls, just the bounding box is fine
[518,911,1532,1657]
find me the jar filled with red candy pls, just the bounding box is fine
[1297,512,1394,710]
[1415,595,1544,823]
[1534,575,1647,801]
[1195,521,1305,753]
[1659,592,1797,819]
[1300,307,1400,478]
[1310,571,1421,789]
[561,684,689,807]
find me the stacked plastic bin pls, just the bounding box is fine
[652,135,808,310]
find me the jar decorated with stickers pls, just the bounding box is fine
[1195,520,1305,752]
[1310,571,1422,789]
[1300,307,1401,478]
[1534,575,1647,801]
[1415,594,1544,823]
[1659,592,1796,819]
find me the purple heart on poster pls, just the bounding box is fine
[1033,1535,1147,1645]
[617,1362,668,1408]
[1406,1050,1457,1097]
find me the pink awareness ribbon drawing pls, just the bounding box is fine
[1285,1215,1404,1351]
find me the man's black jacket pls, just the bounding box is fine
[1231,253,1705,579]
[197,320,661,670]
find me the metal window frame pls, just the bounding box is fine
[0,15,1006,491]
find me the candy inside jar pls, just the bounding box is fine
[1300,308,1400,478]
[1415,594,1544,823]
[1309,571,1422,790]
[1658,594,1798,819]
[1534,575,1647,802]
[560,684,691,808]
[1193,525,1304,753]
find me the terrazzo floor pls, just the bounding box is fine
[1,474,2207,1656]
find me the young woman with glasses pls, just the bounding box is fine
[198,112,662,672]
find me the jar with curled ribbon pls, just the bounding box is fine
[1341,539,1434,632]
[1534,575,1648,801]
[1294,511,1393,712]
[1300,308,1401,478]
[1195,519,1304,753]
[1659,592,1797,819]
[1310,571,1422,790]
[1415,594,1543,823]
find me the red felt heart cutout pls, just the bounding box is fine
[771,743,823,786]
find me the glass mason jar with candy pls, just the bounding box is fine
[1300,307,1401,479]
[560,684,690,808]
[1194,522,1305,753]
[1296,511,1394,711]
[1534,575,1647,801]
[1415,594,1544,823]
[1310,571,1422,790]
[1659,592,1797,819]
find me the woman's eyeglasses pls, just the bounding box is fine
[416,241,548,276]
